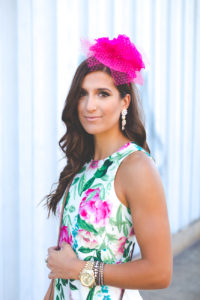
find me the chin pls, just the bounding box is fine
[84,127,104,135]
[81,124,107,135]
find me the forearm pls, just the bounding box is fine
[74,258,171,290]
[103,258,171,290]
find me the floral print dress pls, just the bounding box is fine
[54,141,153,300]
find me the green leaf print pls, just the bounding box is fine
[67,214,72,227]
[78,246,96,253]
[61,279,68,286]
[60,285,64,300]
[82,177,95,193]
[80,160,113,194]
[96,250,102,261]
[78,173,86,196]
[56,279,61,291]
[106,233,118,241]
[92,183,104,189]
[106,182,112,190]
[86,286,95,300]
[77,215,98,234]
[94,159,113,178]
[72,177,79,186]
[69,282,78,290]
[125,216,132,227]
[123,223,128,237]
[127,207,131,215]
[97,226,105,235]
[123,256,132,263]
[109,217,117,226]
[116,205,123,232]
[86,190,98,201]
[84,256,94,261]
[123,241,132,258]
[107,246,116,261]
[99,186,105,200]
[64,190,71,208]
[56,296,60,300]
[98,240,106,251]
[69,205,75,213]
[112,150,134,163]
[101,174,109,181]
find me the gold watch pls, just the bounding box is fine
[79,261,95,288]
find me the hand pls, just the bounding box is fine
[46,242,81,280]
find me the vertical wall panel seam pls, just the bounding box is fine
[110,0,114,38]
[165,0,171,206]
[16,0,20,296]
[30,0,34,295]
[178,0,185,229]
[55,0,58,176]
[189,0,197,219]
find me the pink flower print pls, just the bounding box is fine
[77,229,98,248]
[89,160,99,169]
[119,142,130,150]
[81,188,100,203]
[129,226,135,236]
[59,225,72,247]
[79,188,112,226]
[117,237,127,254]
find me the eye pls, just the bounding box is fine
[79,89,87,98]
[99,91,110,97]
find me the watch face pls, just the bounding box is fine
[80,270,95,287]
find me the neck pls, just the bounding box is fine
[93,130,131,161]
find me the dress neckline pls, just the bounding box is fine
[90,141,132,163]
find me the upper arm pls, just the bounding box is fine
[118,151,172,273]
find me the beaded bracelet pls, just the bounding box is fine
[93,261,100,285]
[92,261,104,286]
[100,262,104,286]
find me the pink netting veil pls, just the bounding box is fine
[81,35,145,86]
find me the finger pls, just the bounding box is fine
[46,261,51,270]
[48,246,57,254]
[48,271,54,279]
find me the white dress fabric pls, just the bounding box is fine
[54,142,153,299]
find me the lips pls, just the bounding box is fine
[85,116,101,121]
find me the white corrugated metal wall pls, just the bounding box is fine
[0,0,200,299]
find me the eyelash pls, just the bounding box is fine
[99,91,110,97]
[79,91,110,98]
[80,91,86,97]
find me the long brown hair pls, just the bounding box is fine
[41,59,151,218]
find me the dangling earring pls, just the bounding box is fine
[121,109,127,131]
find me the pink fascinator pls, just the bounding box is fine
[81,34,145,85]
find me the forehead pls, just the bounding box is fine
[81,71,116,90]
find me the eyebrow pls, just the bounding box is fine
[81,87,112,93]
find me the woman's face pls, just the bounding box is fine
[77,71,128,136]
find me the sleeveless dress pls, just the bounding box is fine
[54,141,153,300]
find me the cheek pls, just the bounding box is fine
[104,101,121,121]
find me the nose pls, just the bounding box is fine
[85,94,97,111]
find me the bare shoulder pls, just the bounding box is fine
[118,150,165,210]
[120,150,159,182]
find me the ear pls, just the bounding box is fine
[122,94,131,110]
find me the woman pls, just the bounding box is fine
[43,35,172,300]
